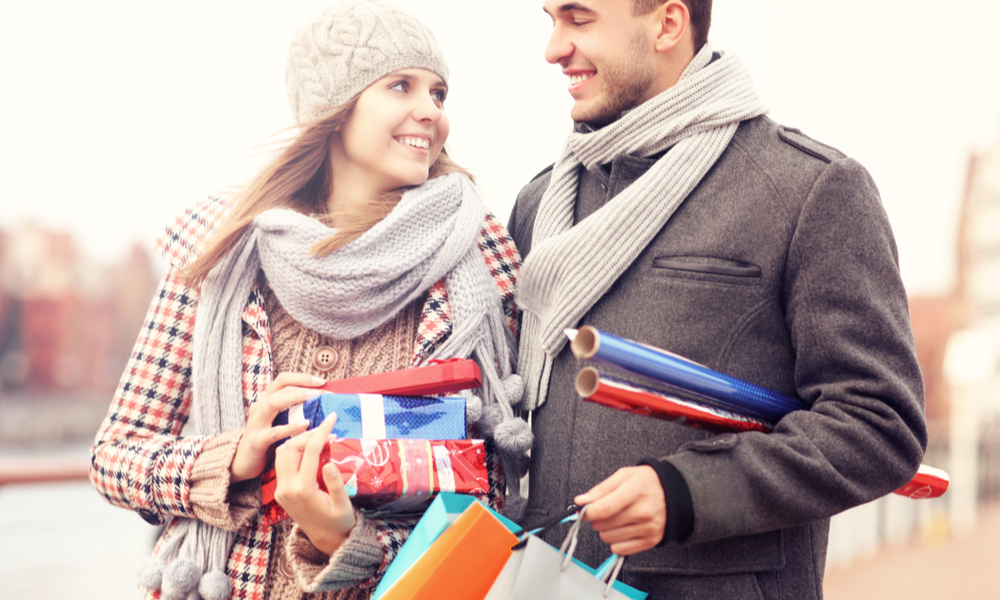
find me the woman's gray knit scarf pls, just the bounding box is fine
[146,172,526,599]
[517,45,768,411]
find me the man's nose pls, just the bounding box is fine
[544,25,573,65]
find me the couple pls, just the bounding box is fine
[90,1,927,599]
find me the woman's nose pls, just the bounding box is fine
[413,94,443,123]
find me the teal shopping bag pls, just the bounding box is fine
[372,493,521,599]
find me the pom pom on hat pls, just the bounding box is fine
[286,0,449,120]
[199,570,232,600]
[493,417,533,454]
[137,557,165,590]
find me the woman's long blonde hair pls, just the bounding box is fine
[180,99,471,284]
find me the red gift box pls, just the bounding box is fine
[320,358,481,396]
[261,439,489,525]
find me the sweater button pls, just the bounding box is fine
[312,346,339,372]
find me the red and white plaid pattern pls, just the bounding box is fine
[91,190,520,599]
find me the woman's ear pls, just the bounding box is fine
[652,0,690,54]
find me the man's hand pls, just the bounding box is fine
[574,465,666,555]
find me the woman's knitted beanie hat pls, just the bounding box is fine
[286,0,449,121]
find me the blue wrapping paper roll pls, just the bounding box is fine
[568,327,809,422]
[275,394,467,440]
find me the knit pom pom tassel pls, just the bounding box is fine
[137,557,166,590]
[199,569,232,600]
[161,557,200,600]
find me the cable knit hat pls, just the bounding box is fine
[286,0,449,120]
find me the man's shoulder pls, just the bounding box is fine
[507,164,555,257]
[735,116,848,167]
[518,164,554,204]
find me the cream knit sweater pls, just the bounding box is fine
[188,275,421,599]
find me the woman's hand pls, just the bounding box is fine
[273,413,356,555]
[230,373,327,483]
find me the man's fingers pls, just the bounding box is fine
[580,482,635,523]
[594,519,663,545]
[574,468,630,508]
[607,536,657,557]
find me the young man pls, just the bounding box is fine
[508,1,927,598]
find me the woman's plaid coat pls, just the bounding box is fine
[89,189,521,599]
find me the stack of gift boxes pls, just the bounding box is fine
[261,359,489,525]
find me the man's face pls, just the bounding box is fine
[543,0,657,126]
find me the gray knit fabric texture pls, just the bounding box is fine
[516,45,769,410]
[286,0,449,120]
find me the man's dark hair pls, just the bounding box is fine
[633,0,712,52]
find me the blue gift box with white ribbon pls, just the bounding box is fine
[275,394,467,440]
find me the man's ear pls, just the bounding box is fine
[652,0,690,54]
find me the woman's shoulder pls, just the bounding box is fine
[154,185,242,267]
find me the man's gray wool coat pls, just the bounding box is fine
[507,115,927,600]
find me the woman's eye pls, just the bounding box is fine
[432,89,447,103]
[389,81,408,92]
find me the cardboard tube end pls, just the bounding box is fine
[571,326,600,359]
[575,367,600,397]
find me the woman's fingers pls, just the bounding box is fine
[246,386,321,428]
[264,372,327,396]
[297,413,338,487]
[232,373,328,483]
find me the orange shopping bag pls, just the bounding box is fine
[378,499,518,600]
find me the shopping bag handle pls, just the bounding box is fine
[558,505,589,570]
[510,503,582,549]
[595,554,626,598]
[512,503,629,598]
[558,505,628,598]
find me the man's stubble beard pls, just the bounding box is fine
[571,29,655,127]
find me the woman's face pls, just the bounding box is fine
[331,68,450,194]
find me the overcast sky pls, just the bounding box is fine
[2,0,999,296]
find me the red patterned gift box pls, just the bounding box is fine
[262,439,489,525]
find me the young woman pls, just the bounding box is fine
[89,2,529,598]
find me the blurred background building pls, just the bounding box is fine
[0,223,156,446]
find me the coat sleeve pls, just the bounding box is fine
[664,157,927,543]
[89,270,213,525]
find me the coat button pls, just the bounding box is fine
[312,346,339,372]
[138,508,163,525]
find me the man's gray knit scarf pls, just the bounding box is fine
[517,45,767,411]
[147,173,524,599]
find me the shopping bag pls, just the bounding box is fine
[487,506,647,600]
[373,492,521,600]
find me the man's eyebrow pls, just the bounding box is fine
[543,2,596,17]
